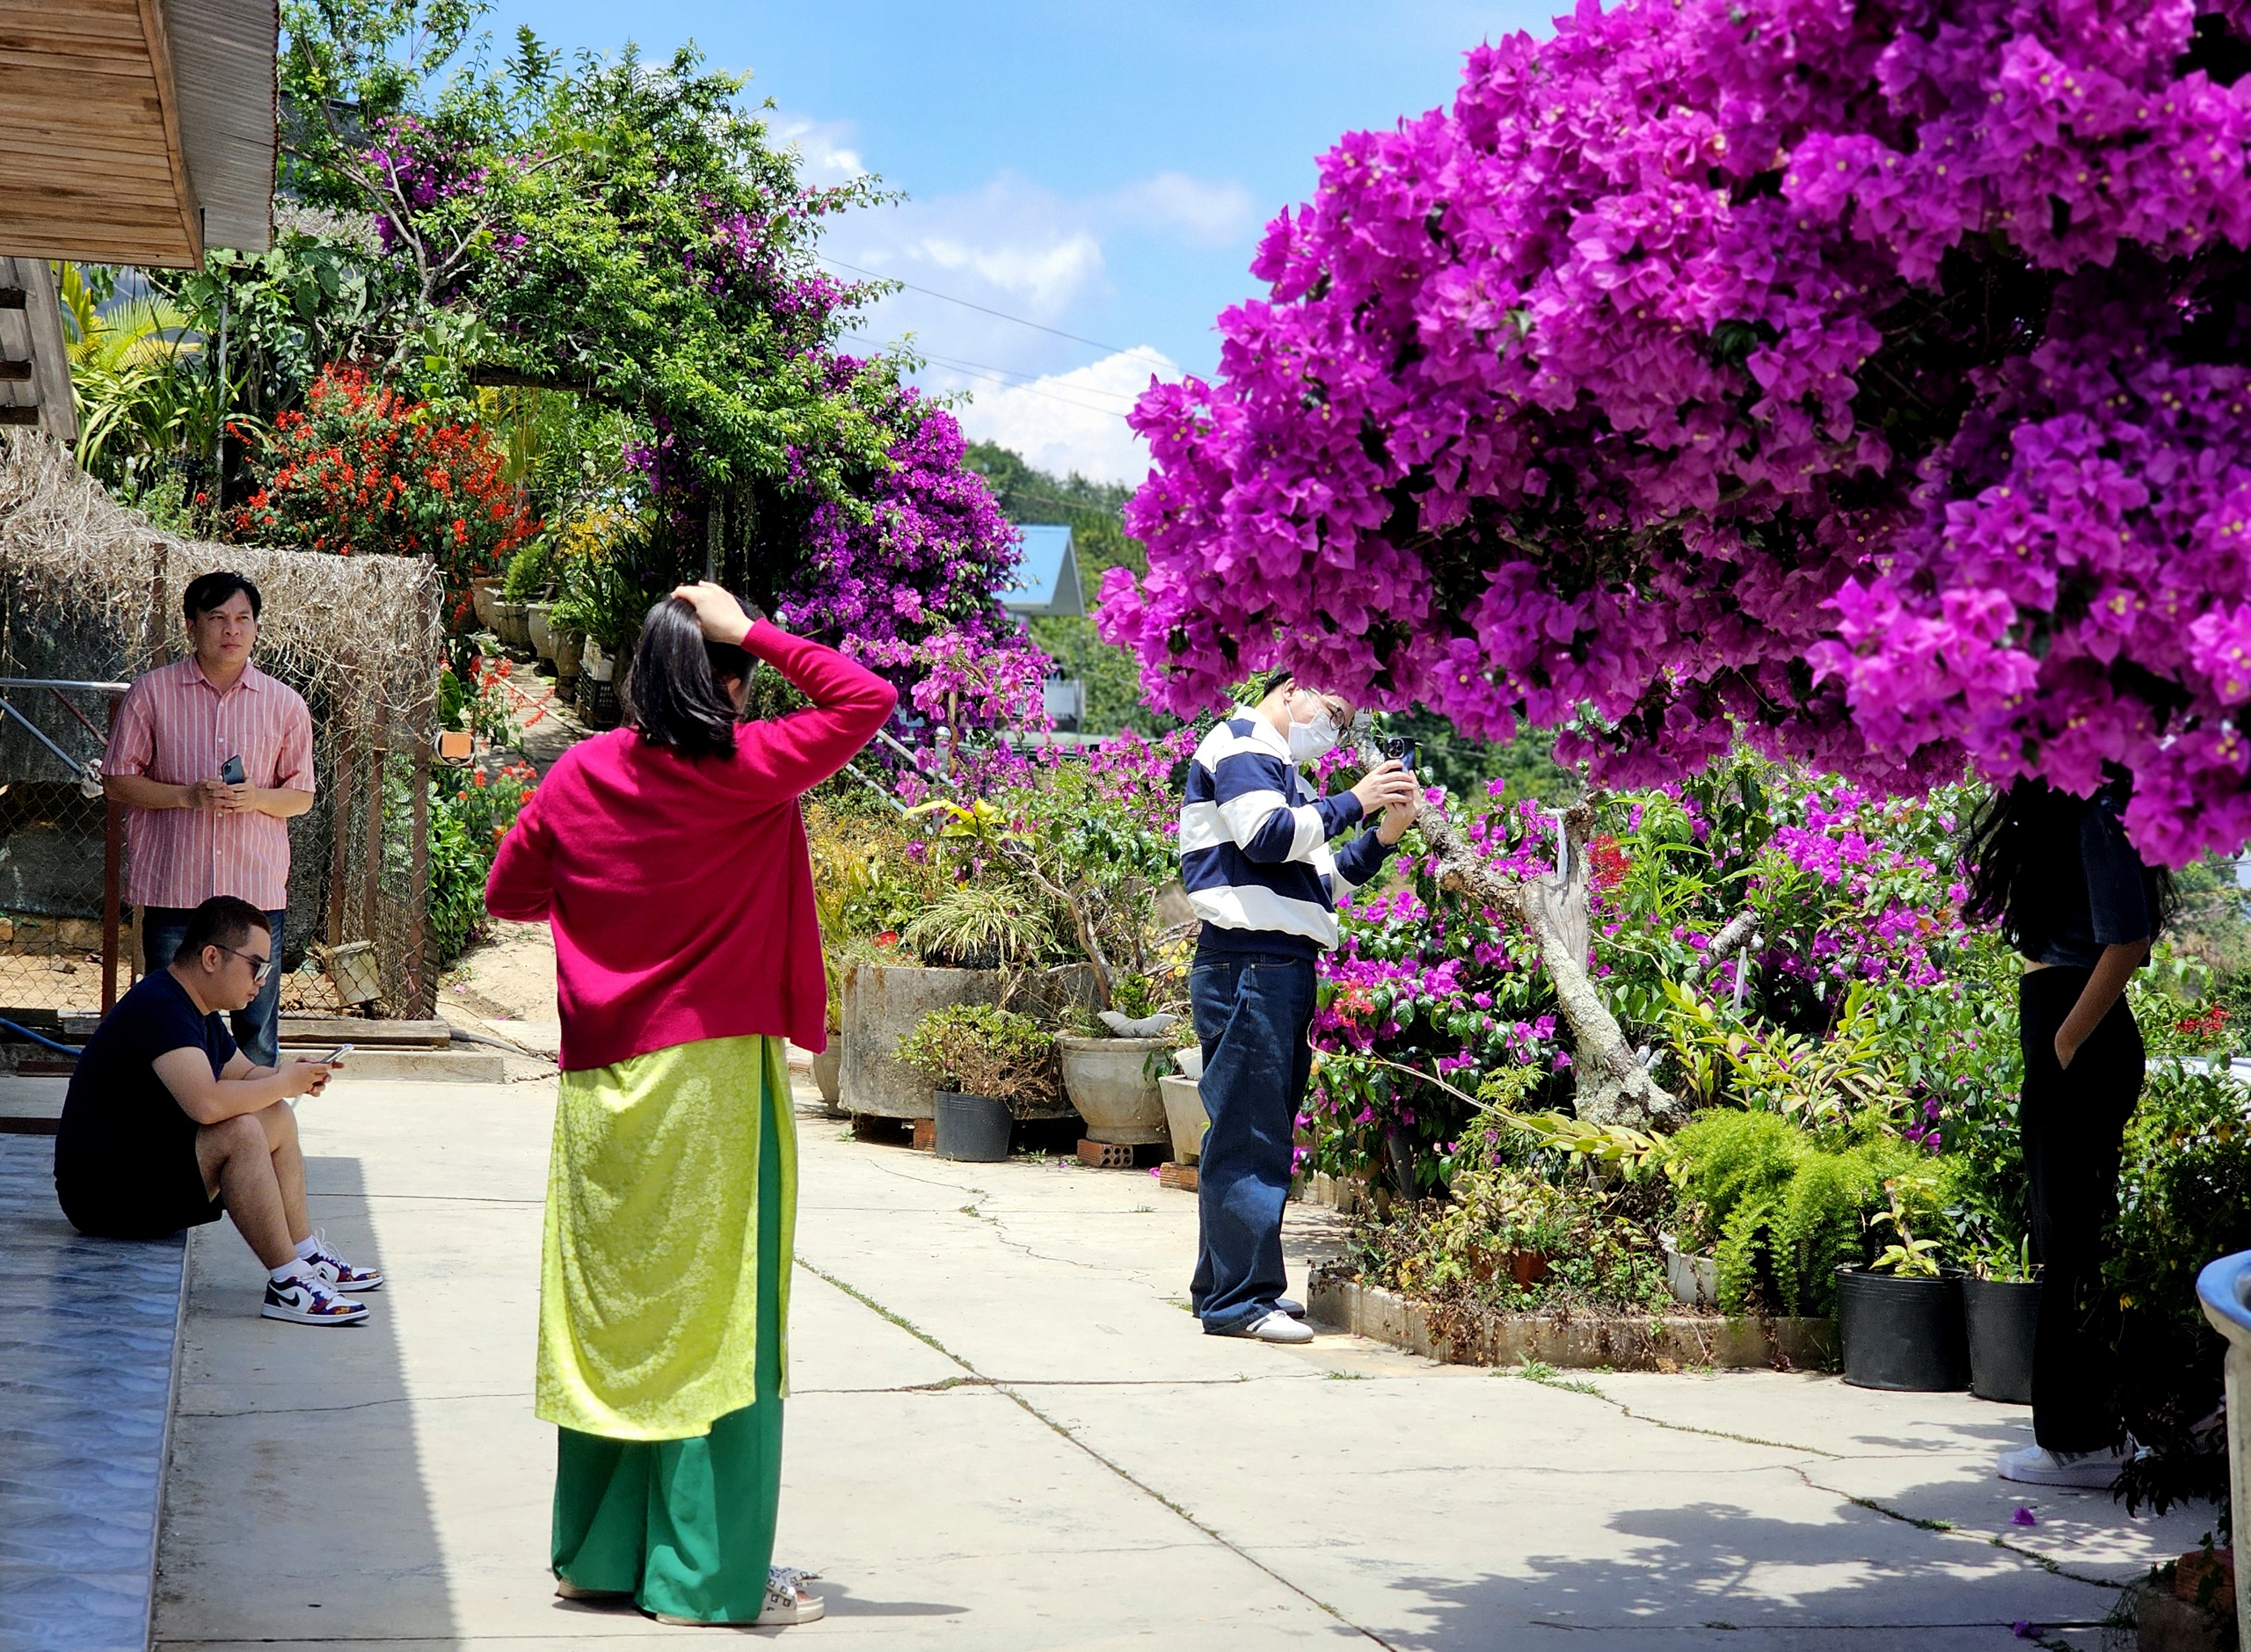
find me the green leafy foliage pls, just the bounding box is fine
[895,1003,1059,1114]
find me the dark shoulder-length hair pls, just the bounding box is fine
[619,597,751,761]
[1961,774,2176,954]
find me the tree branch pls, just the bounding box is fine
[1348,719,1680,1128]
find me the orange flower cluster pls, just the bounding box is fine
[235,366,539,626]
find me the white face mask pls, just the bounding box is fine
[1288,710,1340,764]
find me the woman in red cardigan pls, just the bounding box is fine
[486,583,894,1627]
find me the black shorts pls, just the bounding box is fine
[57,1150,225,1241]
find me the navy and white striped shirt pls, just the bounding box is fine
[1179,715,1398,958]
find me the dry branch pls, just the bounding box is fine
[1349,722,1680,1128]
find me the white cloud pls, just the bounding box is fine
[766,111,866,186]
[1104,171,1258,248]
[834,171,1106,325]
[937,349,1179,488]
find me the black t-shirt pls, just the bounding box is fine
[54,970,237,1207]
[2032,789,2153,969]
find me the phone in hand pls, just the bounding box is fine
[1379,735,1420,775]
[320,1044,353,1066]
[218,753,246,787]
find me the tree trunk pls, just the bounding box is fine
[1351,730,1679,1128]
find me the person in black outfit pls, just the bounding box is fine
[1964,776,2174,1488]
[54,896,380,1325]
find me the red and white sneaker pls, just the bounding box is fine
[302,1227,384,1292]
[261,1272,369,1326]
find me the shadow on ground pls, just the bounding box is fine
[156,1155,459,1646]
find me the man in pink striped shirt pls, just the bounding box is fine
[104,572,316,1067]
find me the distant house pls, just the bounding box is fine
[998,523,1089,731]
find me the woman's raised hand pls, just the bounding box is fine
[670,582,755,646]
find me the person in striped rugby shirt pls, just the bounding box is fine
[1179,671,1420,1343]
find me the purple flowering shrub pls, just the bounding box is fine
[1306,757,2026,1191]
[1100,0,2251,867]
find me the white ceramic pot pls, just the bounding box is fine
[1056,1035,1171,1145]
[1172,1045,1205,1081]
[1158,1074,1208,1163]
[1660,1232,1719,1308]
[526,601,556,661]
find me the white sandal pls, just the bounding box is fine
[648,1566,825,1627]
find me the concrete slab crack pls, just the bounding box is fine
[798,1255,1402,1649]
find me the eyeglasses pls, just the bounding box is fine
[218,945,273,985]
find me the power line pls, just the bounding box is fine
[820,256,1175,368]
[840,332,1134,423]
[911,346,1143,405]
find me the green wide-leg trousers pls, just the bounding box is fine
[550,1066,786,1623]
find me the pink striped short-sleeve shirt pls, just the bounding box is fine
[106,657,316,911]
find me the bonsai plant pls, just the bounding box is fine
[898,1003,1061,1162]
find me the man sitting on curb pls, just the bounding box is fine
[53,896,381,1325]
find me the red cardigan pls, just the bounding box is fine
[484,622,895,1072]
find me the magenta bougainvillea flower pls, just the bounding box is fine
[1099,0,2251,862]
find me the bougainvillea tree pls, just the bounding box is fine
[279,16,1045,733]
[1101,0,2251,864]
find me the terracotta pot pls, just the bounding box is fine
[1469,1248,1551,1289]
[1055,1035,1171,1145]
[840,963,1003,1119]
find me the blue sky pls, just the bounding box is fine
[475,1,1558,482]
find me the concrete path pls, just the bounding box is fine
[153,1074,2210,1650]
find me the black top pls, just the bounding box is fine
[2031,789,2153,969]
[54,970,237,1201]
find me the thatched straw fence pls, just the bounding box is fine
[0,431,448,1018]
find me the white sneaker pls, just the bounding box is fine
[1997,1443,2131,1488]
[302,1227,384,1292]
[261,1271,369,1326]
[1219,1308,1313,1344]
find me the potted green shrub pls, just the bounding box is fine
[897,1003,1059,1162]
[1836,1178,1970,1392]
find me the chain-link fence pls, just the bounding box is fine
[0,678,125,1017]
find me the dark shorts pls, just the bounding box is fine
[57,1146,225,1241]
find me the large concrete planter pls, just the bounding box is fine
[1310,1272,1839,1372]
[1056,1035,1170,1145]
[840,963,1002,1120]
[552,630,585,681]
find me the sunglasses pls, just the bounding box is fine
[218,944,273,985]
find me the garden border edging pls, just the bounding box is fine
[1308,1271,1839,1372]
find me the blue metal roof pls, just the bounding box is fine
[998,524,1084,617]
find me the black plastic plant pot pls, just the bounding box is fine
[1836,1266,1970,1392]
[1960,1277,2041,1404]
[934,1091,1012,1162]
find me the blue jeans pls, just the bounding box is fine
[1187,950,1316,1334]
[142,906,287,1069]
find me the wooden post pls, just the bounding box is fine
[100,695,120,1014]
[406,741,430,1016]
[325,724,352,948]
[359,719,385,944]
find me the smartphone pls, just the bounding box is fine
[218,753,246,787]
[320,1044,353,1065]
[1380,735,1420,774]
